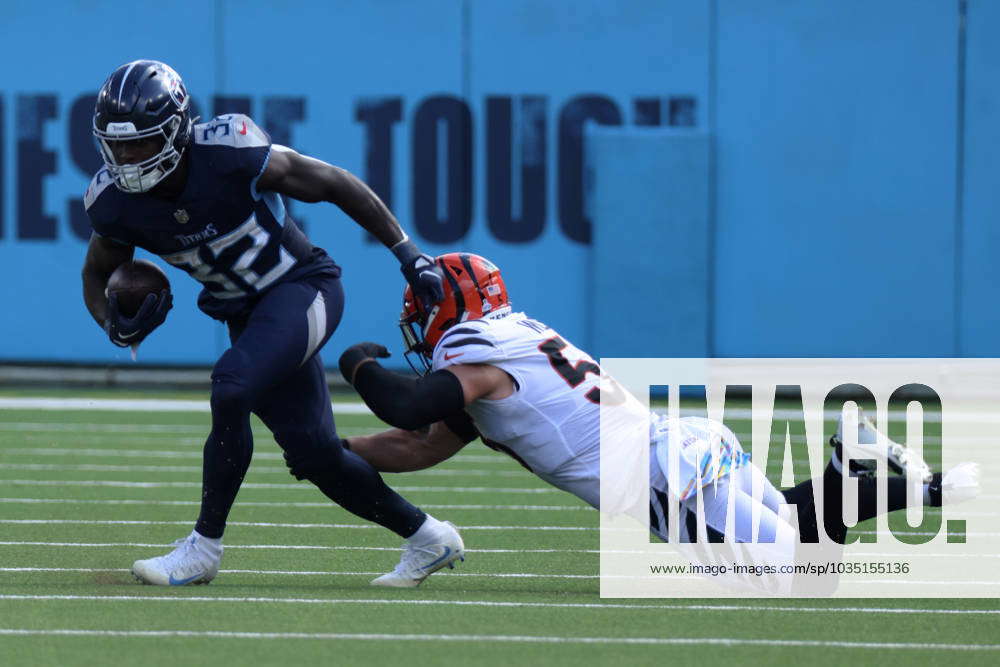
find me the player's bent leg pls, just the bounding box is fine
[194,347,257,540]
[132,530,223,586]
[261,355,464,586]
[195,275,344,541]
[280,425,428,538]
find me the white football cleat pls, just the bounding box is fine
[132,530,222,586]
[830,408,933,482]
[941,462,981,505]
[371,518,465,588]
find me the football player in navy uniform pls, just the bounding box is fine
[80,60,463,588]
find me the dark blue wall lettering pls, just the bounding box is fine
[633,97,661,126]
[67,93,100,241]
[17,94,58,240]
[263,97,305,147]
[355,97,402,243]
[558,95,622,244]
[212,96,251,117]
[412,96,473,244]
[486,96,547,243]
[668,96,696,126]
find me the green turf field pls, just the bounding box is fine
[1,394,997,666]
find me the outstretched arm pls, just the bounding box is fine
[256,144,404,246]
[347,421,471,473]
[256,145,444,307]
[338,343,514,432]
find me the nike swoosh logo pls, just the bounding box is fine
[118,331,140,340]
[238,121,248,135]
[420,546,453,572]
[168,572,204,586]
[444,352,463,361]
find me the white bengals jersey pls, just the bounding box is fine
[430,310,752,526]
[431,311,609,479]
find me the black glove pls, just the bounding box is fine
[393,239,444,310]
[104,290,173,348]
[339,342,391,384]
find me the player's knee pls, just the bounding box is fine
[281,433,345,481]
[210,349,256,416]
[210,376,254,417]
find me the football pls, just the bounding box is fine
[106,259,171,318]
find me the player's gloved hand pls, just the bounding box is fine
[104,290,173,348]
[339,342,390,384]
[392,239,444,310]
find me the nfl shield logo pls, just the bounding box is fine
[174,209,190,224]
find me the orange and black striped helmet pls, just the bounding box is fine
[400,253,510,370]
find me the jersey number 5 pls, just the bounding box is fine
[538,336,625,405]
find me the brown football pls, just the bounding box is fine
[107,259,171,318]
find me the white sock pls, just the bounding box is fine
[192,530,223,556]
[830,449,844,474]
[409,515,444,544]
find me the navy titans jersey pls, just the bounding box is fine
[85,114,339,322]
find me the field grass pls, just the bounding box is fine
[1,394,997,666]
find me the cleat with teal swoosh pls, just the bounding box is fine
[131,531,222,586]
[372,519,465,588]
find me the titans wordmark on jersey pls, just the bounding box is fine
[85,114,338,321]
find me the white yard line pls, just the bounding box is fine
[0,518,591,531]
[0,593,997,617]
[0,479,557,493]
[0,567,600,579]
[0,518,987,538]
[1,397,984,425]
[4,540,998,561]
[1,535,992,561]
[0,462,527,477]
[0,627,994,650]
[5,568,1000,587]
[0,448,513,466]
[0,422,207,433]
[0,396,1000,424]
[0,540,594,554]
[0,398,374,415]
[0,497,590,511]
[6,396,998,435]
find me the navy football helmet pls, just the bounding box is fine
[93,60,193,193]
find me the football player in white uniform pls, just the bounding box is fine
[337,253,979,591]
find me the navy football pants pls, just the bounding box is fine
[194,273,426,539]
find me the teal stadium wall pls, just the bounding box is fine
[0,0,993,364]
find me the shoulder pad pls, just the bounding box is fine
[193,114,270,149]
[432,320,503,370]
[84,168,115,211]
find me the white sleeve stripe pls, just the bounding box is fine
[250,145,273,201]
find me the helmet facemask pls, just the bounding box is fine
[399,289,435,375]
[94,114,186,193]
